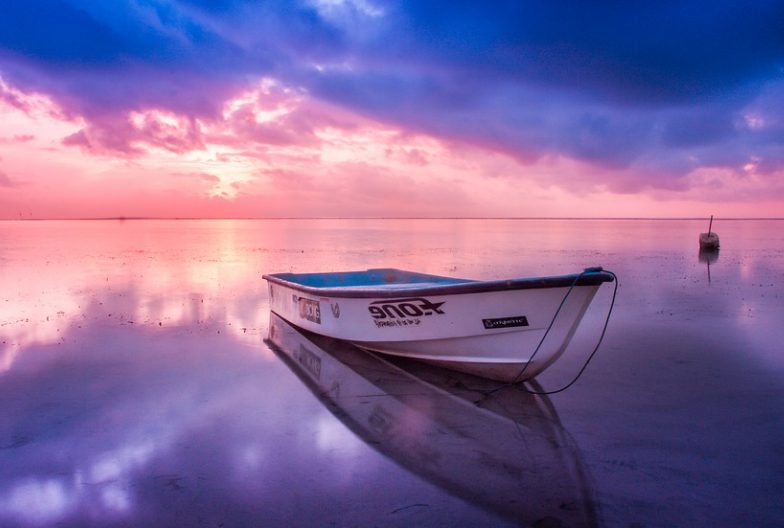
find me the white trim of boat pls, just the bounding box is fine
[263,267,615,382]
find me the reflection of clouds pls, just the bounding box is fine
[3,253,422,527]
[607,232,784,372]
[0,316,277,526]
[99,483,131,514]
[3,464,139,526]
[736,299,755,323]
[1,219,781,526]
[0,222,272,372]
[739,255,753,280]
[312,413,370,486]
[0,479,73,526]
[2,452,140,526]
[4,440,168,526]
[0,220,281,525]
[0,266,82,371]
[315,413,358,453]
[87,442,157,484]
[233,443,265,475]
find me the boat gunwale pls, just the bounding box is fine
[263,268,614,299]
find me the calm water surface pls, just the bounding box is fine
[1,219,782,527]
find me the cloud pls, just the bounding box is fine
[61,111,205,156]
[0,134,35,144]
[0,0,782,202]
[394,2,783,101]
[171,171,220,183]
[300,1,784,187]
[0,170,24,188]
[0,79,33,112]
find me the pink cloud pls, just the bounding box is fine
[171,172,221,183]
[0,134,35,144]
[52,80,365,158]
[384,146,429,166]
[0,170,25,188]
[203,82,371,151]
[62,111,205,157]
[0,82,30,113]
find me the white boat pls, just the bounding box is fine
[265,313,599,527]
[263,266,614,382]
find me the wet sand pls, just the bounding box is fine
[1,219,782,527]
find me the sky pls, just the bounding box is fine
[0,0,782,219]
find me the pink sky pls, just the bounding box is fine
[1,77,782,219]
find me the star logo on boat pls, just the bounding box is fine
[368,297,446,320]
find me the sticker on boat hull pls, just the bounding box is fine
[368,297,445,328]
[297,297,321,324]
[482,316,529,330]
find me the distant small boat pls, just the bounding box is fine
[699,215,720,250]
[263,266,614,382]
[699,232,719,250]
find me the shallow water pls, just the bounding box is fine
[1,219,782,527]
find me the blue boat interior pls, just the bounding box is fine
[268,268,475,288]
[264,267,614,297]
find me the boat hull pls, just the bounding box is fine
[265,268,610,381]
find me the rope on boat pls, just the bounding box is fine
[483,268,619,397]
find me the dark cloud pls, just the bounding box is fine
[382,1,784,103]
[298,1,784,184]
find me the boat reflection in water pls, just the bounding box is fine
[698,247,720,284]
[266,313,599,527]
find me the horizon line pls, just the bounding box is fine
[2,216,783,221]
